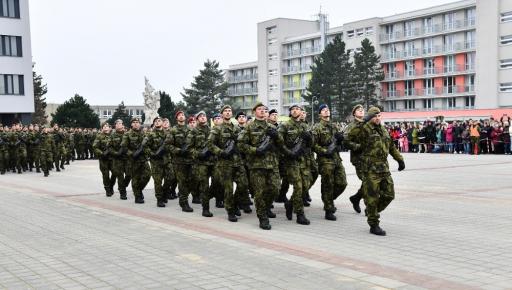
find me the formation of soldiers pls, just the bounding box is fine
[0,123,98,177]
[90,102,405,235]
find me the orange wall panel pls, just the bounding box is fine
[455,53,465,68]
[455,75,465,86]
[414,79,423,90]
[434,56,444,71]
[434,77,443,90]
[395,61,404,75]
[414,59,424,74]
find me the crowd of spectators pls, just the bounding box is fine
[385,114,512,155]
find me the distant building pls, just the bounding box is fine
[46,103,144,125]
[0,0,34,125]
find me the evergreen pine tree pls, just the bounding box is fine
[353,38,384,110]
[51,94,100,128]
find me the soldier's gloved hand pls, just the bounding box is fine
[334,132,344,145]
[301,131,312,143]
[133,148,143,159]
[267,127,278,140]
[290,146,303,158]
[397,160,405,171]
[324,143,337,156]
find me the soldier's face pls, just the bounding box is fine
[132,120,141,130]
[214,117,222,125]
[115,121,123,130]
[197,115,207,124]
[163,120,170,128]
[188,120,196,128]
[320,108,330,119]
[154,119,163,128]
[237,115,247,124]
[269,113,278,122]
[102,125,111,133]
[222,109,232,120]
[176,113,186,123]
[290,107,301,119]
[354,108,364,119]
[371,113,382,125]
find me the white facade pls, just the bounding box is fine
[0,0,34,123]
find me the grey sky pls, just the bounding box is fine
[30,0,454,106]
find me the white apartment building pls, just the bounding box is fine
[0,0,34,125]
[226,0,512,120]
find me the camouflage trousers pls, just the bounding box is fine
[174,163,193,206]
[54,145,66,169]
[17,146,27,171]
[362,172,395,226]
[278,162,289,198]
[285,164,310,214]
[30,146,41,170]
[40,150,53,174]
[194,164,214,206]
[319,162,348,212]
[163,161,177,196]
[112,158,131,194]
[129,160,151,198]
[351,164,365,202]
[214,165,249,214]
[99,158,116,191]
[150,158,167,201]
[249,168,279,218]
[0,148,9,173]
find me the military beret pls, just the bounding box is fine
[220,105,232,113]
[269,109,278,115]
[115,119,123,124]
[318,104,329,114]
[152,116,161,124]
[252,102,266,112]
[175,111,185,119]
[352,104,363,116]
[131,117,141,123]
[365,106,381,122]
[187,116,196,124]
[213,113,222,119]
[235,111,247,119]
[195,111,206,119]
[101,122,110,128]
[288,103,302,112]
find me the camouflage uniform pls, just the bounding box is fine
[167,124,194,210]
[40,131,55,176]
[0,128,8,174]
[359,118,404,231]
[93,132,116,196]
[27,129,42,172]
[110,129,130,199]
[122,127,150,202]
[145,127,168,205]
[312,119,348,218]
[343,117,366,212]
[238,118,280,227]
[208,120,249,219]
[162,127,177,200]
[53,130,66,171]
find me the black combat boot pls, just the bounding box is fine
[135,194,145,204]
[266,208,276,218]
[215,199,224,208]
[305,191,312,202]
[303,198,310,207]
[119,190,127,200]
[105,187,113,197]
[192,196,201,204]
[241,204,252,214]
[296,213,310,225]
[44,171,49,177]
[181,202,194,212]
[36,167,41,173]
[168,191,177,200]
[157,199,166,207]
[17,168,22,174]
[228,211,238,222]
[275,192,288,203]
[56,167,60,172]
[258,216,271,230]
[234,207,241,217]
[284,201,293,221]
[65,161,70,165]
[370,225,386,236]
[325,210,337,221]
[350,194,361,214]
[202,204,213,217]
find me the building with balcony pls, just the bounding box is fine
[225,62,258,115]
[227,0,512,120]
[45,103,144,125]
[0,0,34,125]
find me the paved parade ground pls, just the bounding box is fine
[1,153,511,290]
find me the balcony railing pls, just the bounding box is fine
[227,74,258,83]
[235,101,259,109]
[381,41,476,61]
[382,85,475,98]
[227,87,258,96]
[379,18,476,43]
[282,46,321,59]
[282,64,313,74]
[384,64,475,80]
[282,81,307,90]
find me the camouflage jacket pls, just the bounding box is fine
[343,118,365,166]
[144,128,166,161]
[109,130,125,159]
[166,124,191,165]
[238,119,279,170]
[187,124,214,165]
[41,132,55,152]
[121,128,147,163]
[360,121,403,174]
[312,119,343,166]
[92,132,111,160]
[278,118,308,167]
[208,121,242,167]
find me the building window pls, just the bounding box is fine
[0,74,24,95]
[443,12,456,30]
[423,37,433,54]
[466,52,476,70]
[501,12,512,23]
[347,30,354,38]
[268,38,277,46]
[268,69,277,76]
[466,8,476,26]
[268,53,277,60]
[269,99,278,106]
[405,100,415,110]
[465,96,475,108]
[356,28,364,37]
[405,80,414,96]
[500,35,512,45]
[445,55,455,73]
[404,20,415,37]
[267,26,277,35]
[424,78,434,95]
[389,101,396,111]
[269,84,278,91]
[447,97,456,109]
[405,61,415,77]
[424,58,435,74]
[365,27,373,35]
[499,82,512,92]
[423,99,433,109]
[500,59,512,69]
[423,17,433,33]
[0,0,20,18]
[0,35,22,57]
[444,34,455,51]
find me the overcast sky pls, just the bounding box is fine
[29,0,454,106]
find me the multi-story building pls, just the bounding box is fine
[45,103,144,125]
[226,0,512,121]
[0,0,34,125]
[225,62,258,115]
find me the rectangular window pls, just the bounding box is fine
[405,80,414,96]
[0,35,22,56]
[444,12,456,30]
[500,35,512,45]
[356,28,364,37]
[269,84,278,91]
[447,97,456,108]
[405,60,415,77]
[0,74,24,95]
[424,78,434,95]
[268,53,277,60]
[444,34,455,51]
[365,27,373,35]
[347,30,354,38]
[268,38,277,46]
[424,58,435,74]
[501,12,512,23]
[445,55,455,73]
[0,0,20,18]
[465,96,475,107]
[404,20,415,37]
[444,76,456,93]
[267,26,277,35]
[423,17,433,34]
[423,99,433,109]
[499,82,512,92]
[404,41,415,57]
[500,59,512,69]
[268,69,277,76]
[405,100,415,110]
[423,37,433,54]
[466,52,476,70]
[389,101,396,111]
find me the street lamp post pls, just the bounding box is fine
[311,96,317,124]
